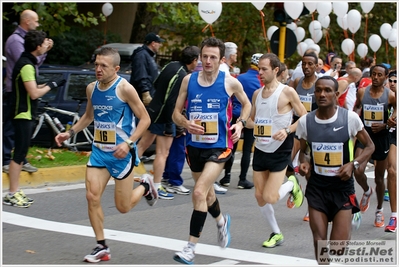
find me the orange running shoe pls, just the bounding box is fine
[286,194,295,209]
[374,211,385,228]
[303,211,309,222]
[359,187,373,213]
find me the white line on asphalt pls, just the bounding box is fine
[3,211,319,266]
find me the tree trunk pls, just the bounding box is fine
[129,3,160,43]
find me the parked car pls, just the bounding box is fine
[83,43,143,73]
[32,66,155,156]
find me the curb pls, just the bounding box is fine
[2,163,148,190]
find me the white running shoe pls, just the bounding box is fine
[174,245,195,264]
[214,182,227,194]
[165,184,190,195]
[141,174,158,206]
[217,214,231,248]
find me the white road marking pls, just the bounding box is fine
[209,259,240,265]
[3,211,319,265]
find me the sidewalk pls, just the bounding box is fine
[2,163,147,190]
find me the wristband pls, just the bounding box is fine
[68,129,75,138]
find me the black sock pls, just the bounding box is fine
[141,182,150,195]
[97,240,106,247]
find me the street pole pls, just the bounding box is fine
[278,22,286,63]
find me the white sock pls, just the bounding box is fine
[154,183,161,190]
[278,180,294,201]
[391,212,397,218]
[365,187,372,195]
[187,241,196,251]
[217,215,225,227]
[260,204,280,234]
[376,207,383,213]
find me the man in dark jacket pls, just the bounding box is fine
[137,46,200,199]
[129,32,164,106]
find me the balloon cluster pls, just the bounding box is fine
[195,2,396,61]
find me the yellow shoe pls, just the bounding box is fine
[288,175,304,208]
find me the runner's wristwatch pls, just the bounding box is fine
[352,160,360,170]
[237,119,246,127]
[124,139,134,149]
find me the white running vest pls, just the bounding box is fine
[254,83,293,153]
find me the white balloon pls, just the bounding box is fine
[307,43,320,54]
[287,22,297,31]
[368,34,382,52]
[198,2,222,24]
[284,2,303,20]
[360,2,374,13]
[309,20,322,33]
[393,21,397,29]
[251,2,266,11]
[297,42,308,57]
[356,43,368,58]
[380,23,393,39]
[267,25,279,41]
[337,15,348,30]
[318,15,330,29]
[304,2,317,13]
[295,27,306,42]
[311,30,323,44]
[332,2,348,18]
[388,30,397,48]
[341,38,355,56]
[316,2,332,18]
[356,43,369,57]
[347,9,361,34]
[304,38,315,46]
[102,2,113,17]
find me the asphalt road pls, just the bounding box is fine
[2,152,397,266]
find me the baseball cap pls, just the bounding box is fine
[145,32,165,43]
[251,53,263,66]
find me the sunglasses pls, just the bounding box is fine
[388,79,397,83]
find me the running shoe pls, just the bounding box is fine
[165,184,190,195]
[158,185,174,200]
[303,211,309,222]
[18,189,34,204]
[219,176,231,187]
[384,217,397,233]
[84,244,111,263]
[141,174,158,206]
[374,211,385,228]
[214,182,228,194]
[286,194,295,209]
[352,212,362,231]
[21,162,38,172]
[384,189,390,202]
[3,192,30,208]
[288,175,304,208]
[217,214,231,248]
[174,245,195,265]
[359,188,373,213]
[2,164,9,173]
[237,179,254,189]
[262,232,284,248]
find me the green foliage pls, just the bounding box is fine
[8,3,106,37]
[46,26,122,66]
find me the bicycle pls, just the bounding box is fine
[32,97,93,151]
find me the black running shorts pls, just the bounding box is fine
[186,146,232,173]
